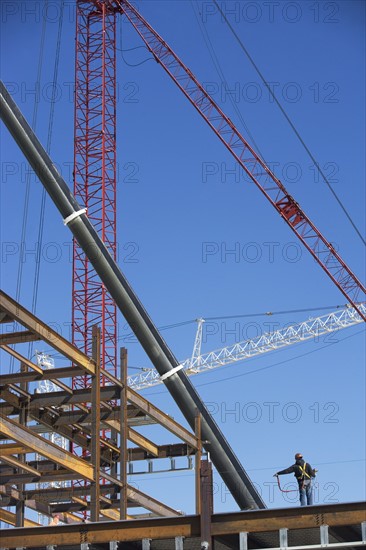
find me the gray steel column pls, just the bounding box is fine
[0,80,264,510]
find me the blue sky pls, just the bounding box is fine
[0,0,365,516]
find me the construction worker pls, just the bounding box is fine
[274,453,318,506]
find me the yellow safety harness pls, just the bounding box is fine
[276,462,314,493]
[296,462,311,490]
[296,462,311,481]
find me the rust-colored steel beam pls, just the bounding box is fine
[127,388,198,449]
[195,410,202,516]
[120,347,128,520]
[29,408,118,465]
[0,366,85,385]
[0,455,41,477]
[32,385,118,407]
[0,483,22,502]
[0,331,40,345]
[0,345,43,373]
[0,470,81,485]
[100,508,121,520]
[0,290,95,374]
[0,386,26,411]
[23,483,116,501]
[0,312,13,323]
[90,325,101,522]
[0,400,150,426]
[0,443,28,455]
[1,502,365,547]
[0,442,192,479]
[1,347,74,394]
[0,415,94,481]
[127,428,159,456]
[19,481,181,518]
[0,508,40,527]
[126,485,182,517]
[200,459,213,549]
[1,473,39,485]
[105,419,159,457]
[0,386,120,415]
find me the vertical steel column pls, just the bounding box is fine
[200,459,213,549]
[119,347,128,519]
[90,325,101,521]
[15,362,28,527]
[73,0,117,387]
[195,410,202,516]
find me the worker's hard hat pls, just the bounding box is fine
[295,453,303,459]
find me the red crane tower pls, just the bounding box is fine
[72,0,365,400]
[73,0,117,387]
[72,0,365,396]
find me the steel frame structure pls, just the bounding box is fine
[0,290,199,525]
[1,73,365,542]
[73,0,117,387]
[3,75,366,512]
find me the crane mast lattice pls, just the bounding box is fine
[73,0,117,388]
[73,0,365,392]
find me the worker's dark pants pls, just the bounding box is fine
[299,481,313,506]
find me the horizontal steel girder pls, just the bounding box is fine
[0,502,364,547]
[0,415,94,481]
[0,290,95,375]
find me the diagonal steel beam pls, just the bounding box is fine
[128,486,183,517]
[0,290,95,375]
[0,455,41,477]
[0,508,40,527]
[0,415,94,481]
[127,388,198,449]
[0,345,43,374]
[0,80,263,509]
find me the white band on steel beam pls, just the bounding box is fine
[160,364,184,381]
[63,208,87,226]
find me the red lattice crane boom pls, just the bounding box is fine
[73,0,364,392]
[113,0,365,321]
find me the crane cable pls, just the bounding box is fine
[191,0,264,160]
[211,0,365,247]
[120,302,353,341]
[118,17,153,66]
[28,0,65,361]
[10,1,48,372]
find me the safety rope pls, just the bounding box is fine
[275,476,299,493]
